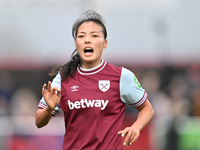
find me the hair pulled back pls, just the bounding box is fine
[49,10,107,81]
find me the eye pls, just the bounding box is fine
[77,35,84,38]
[92,34,99,37]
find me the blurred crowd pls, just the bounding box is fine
[0,64,200,150]
[137,64,200,150]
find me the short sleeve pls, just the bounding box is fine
[38,73,61,116]
[120,68,147,107]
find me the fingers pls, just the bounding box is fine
[122,128,131,146]
[42,82,51,93]
[56,88,61,97]
[129,133,139,146]
[117,130,126,137]
[42,81,60,96]
[47,81,51,92]
[52,87,61,96]
[42,83,47,95]
[124,131,137,146]
[42,83,47,90]
[118,128,129,146]
[118,127,140,147]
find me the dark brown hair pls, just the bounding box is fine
[49,10,107,81]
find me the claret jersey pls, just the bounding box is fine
[38,60,147,150]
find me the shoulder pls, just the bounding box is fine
[54,72,61,79]
[120,68,140,83]
[52,72,61,88]
[120,68,146,105]
[120,68,142,88]
[121,68,134,78]
[105,61,123,73]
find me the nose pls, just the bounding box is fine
[85,36,91,44]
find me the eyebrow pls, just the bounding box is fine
[77,31,103,34]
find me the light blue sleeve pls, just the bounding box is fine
[120,68,147,107]
[38,73,61,116]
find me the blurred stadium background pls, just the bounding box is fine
[0,0,200,150]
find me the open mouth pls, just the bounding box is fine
[84,48,93,53]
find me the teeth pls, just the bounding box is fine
[85,48,92,50]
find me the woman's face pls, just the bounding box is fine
[76,21,107,69]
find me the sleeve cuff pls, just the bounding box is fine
[129,92,148,107]
[38,102,61,116]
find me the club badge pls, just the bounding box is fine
[99,80,110,92]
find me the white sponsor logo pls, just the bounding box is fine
[71,85,79,92]
[68,99,109,110]
[99,80,110,92]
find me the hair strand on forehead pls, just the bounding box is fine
[72,10,107,40]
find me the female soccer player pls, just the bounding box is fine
[35,10,154,150]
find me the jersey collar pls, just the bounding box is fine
[77,60,107,75]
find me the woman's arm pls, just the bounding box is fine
[118,99,154,146]
[35,107,54,128]
[35,81,61,128]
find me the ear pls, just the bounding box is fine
[103,39,107,48]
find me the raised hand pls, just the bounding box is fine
[42,81,61,110]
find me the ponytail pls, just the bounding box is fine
[49,49,80,81]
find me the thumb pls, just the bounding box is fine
[56,88,61,97]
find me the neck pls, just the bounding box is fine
[81,59,102,69]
